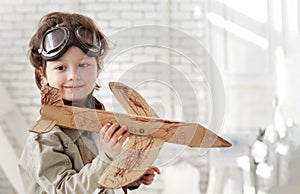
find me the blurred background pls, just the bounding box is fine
[0,0,299,193]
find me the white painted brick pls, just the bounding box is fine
[20,106,38,118]
[15,4,36,13]
[48,0,71,5]
[179,3,196,11]
[10,80,33,89]
[24,65,35,71]
[133,3,156,11]
[0,72,19,80]
[22,0,44,4]
[193,6,204,18]
[0,22,13,30]
[109,3,131,11]
[171,3,179,11]
[171,11,193,20]
[0,5,13,13]
[18,97,31,105]
[121,12,143,20]
[1,47,22,55]
[2,64,24,72]
[23,29,37,38]
[14,21,37,30]
[144,12,160,20]
[133,20,159,26]
[94,20,109,30]
[24,13,43,21]
[144,47,165,56]
[16,71,34,80]
[0,39,12,47]
[78,0,98,3]
[109,20,132,28]
[97,12,120,20]
[2,13,23,22]
[36,4,64,12]
[0,0,23,5]
[11,87,37,98]
[1,30,22,38]
[30,96,41,104]
[83,4,108,11]
[8,86,25,97]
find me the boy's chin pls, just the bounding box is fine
[63,96,87,103]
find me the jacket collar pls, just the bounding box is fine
[62,94,105,142]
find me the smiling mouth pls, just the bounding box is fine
[64,85,85,89]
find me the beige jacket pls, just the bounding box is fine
[19,126,116,194]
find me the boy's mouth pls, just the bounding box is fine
[64,85,85,89]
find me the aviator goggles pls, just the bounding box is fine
[39,26,102,61]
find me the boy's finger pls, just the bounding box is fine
[106,123,120,138]
[113,125,127,139]
[99,123,111,139]
[149,166,161,174]
[117,131,130,145]
[139,176,154,185]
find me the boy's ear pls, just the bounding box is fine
[39,67,48,83]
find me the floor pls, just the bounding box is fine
[269,147,300,194]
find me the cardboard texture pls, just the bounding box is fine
[99,82,164,188]
[29,82,231,189]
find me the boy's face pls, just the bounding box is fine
[43,46,100,102]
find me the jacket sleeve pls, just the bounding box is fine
[19,128,111,194]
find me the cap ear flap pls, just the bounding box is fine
[39,66,48,86]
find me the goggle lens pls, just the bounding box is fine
[43,28,67,53]
[40,26,102,60]
[76,26,101,52]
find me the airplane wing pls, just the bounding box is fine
[98,82,164,188]
[108,82,158,118]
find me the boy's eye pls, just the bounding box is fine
[79,63,90,68]
[55,66,66,71]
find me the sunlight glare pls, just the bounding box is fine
[216,0,267,23]
[207,13,268,48]
[273,0,283,32]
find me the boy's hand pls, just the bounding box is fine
[99,123,130,160]
[138,166,161,185]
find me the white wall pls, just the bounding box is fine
[0,0,210,193]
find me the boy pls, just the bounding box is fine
[19,12,159,194]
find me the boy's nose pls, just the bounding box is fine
[67,67,80,81]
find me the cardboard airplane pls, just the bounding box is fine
[29,82,231,189]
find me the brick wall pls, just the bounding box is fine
[0,0,208,193]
